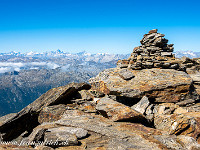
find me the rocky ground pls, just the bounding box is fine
[0,29,200,149]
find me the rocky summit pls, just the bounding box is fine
[0,30,200,150]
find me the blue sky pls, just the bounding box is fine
[0,0,200,54]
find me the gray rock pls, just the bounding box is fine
[153,103,179,116]
[47,127,88,139]
[170,64,179,69]
[160,52,172,56]
[131,96,150,114]
[44,131,78,146]
[145,104,154,122]
[77,90,93,101]
[38,104,68,124]
[118,68,135,80]
[189,73,200,83]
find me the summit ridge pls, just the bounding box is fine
[0,30,200,149]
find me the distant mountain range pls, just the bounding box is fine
[174,51,200,58]
[0,50,129,74]
[0,50,199,116]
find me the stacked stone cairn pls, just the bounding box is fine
[117,29,195,71]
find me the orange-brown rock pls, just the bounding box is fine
[148,29,158,34]
[89,68,197,103]
[38,104,68,124]
[154,114,195,135]
[96,97,146,122]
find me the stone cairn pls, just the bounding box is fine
[117,29,185,70]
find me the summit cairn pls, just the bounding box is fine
[117,29,180,70]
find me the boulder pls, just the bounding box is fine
[77,101,96,113]
[188,72,200,95]
[145,104,154,122]
[44,131,78,147]
[76,90,94,101]
[96,97,146,122]
[38,104,68,124]
[186,103,200,112]
[25,122,60,144]
[27,82,91,113]
[46,127,88,139]
[176,99,195,106]
[24,123,87,147]
[153,135,184,150]
[90,68,197,103]
[154,114,194,135]
[174,107,188,114]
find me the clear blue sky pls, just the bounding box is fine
[0,0,200,54]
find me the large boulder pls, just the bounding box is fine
[96,97,146,122]
[45,127,88,139]
[89,68,197,103]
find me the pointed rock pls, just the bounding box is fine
[131,96,150,114]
